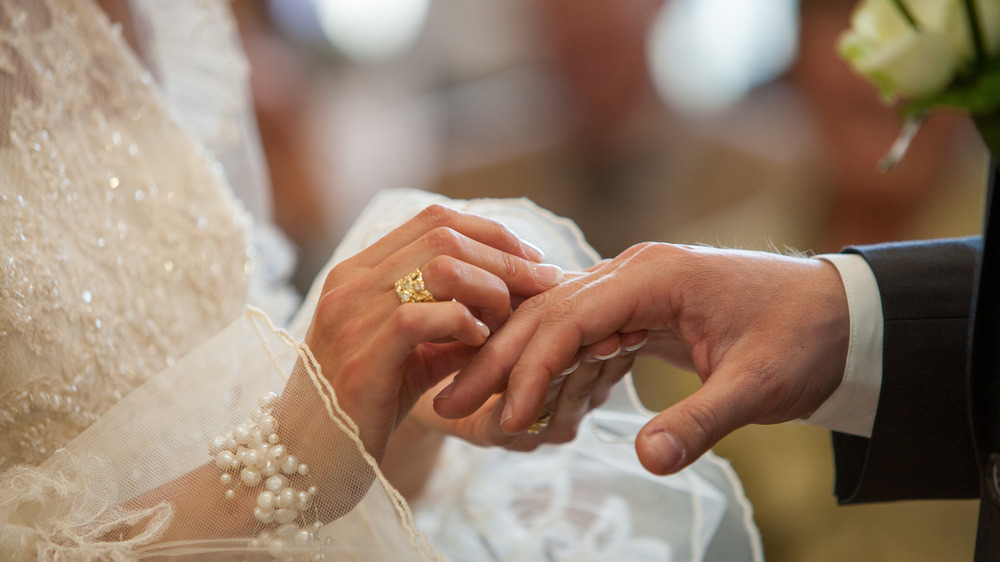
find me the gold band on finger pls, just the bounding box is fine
[395,268,437,304]
[527,412,553,435]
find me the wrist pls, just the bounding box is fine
[381,417,445,501]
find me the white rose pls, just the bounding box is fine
[838,0,989,101]
[945,0,1000,61]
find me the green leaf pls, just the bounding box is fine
[974,112,1000,157]
[902,57,1000,118]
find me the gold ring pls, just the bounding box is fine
[395,268,437,304]
[526,412,553,435]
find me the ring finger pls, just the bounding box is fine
[418,255,511,331]
[386,259,511,332]
[529,333,621,424]
[529,330,646,440]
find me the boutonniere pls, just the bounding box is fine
[838,0,1000,166]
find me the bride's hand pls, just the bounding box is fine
[300,204,564,462]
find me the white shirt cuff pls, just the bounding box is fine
[801,253,884,438]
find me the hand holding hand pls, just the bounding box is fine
[406,324,646,451]
[434,242,850,475]
[299,204,564,462]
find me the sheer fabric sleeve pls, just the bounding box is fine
[0,0,437,557]
[0,308,439,560]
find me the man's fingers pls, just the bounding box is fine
[431,307,545,418]
[635,376,757,475]
[498,287,639,434]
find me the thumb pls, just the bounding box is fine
[635,380,754,475]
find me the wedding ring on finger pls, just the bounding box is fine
[527,412,553,435]
[394,268,437,304]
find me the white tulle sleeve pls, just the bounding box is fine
[0,305,442,560]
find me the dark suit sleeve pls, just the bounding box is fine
[833,236,982,503]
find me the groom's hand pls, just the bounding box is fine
[409,326,645,450]
[433,242,850,475]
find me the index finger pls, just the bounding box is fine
[431,293,557,419]
[432,276,602,420]
[355,204,545,267]
[498,280,640,433]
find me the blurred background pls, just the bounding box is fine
[231,0,987,559]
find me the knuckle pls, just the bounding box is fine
[495,223,521,246]
[390,304,426,334]
[498,253,522,281]
[551,292,585,323]
[517,291,556,316]
[571,379,600,403]
[417,204,455,227]
[630,241,666,256]
[424,227,464,255]
[424,255,464,287]
[314,284,352,324]
[678,399,723,448]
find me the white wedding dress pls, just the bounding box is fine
[0,1,761,560]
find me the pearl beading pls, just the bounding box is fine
[0,0,250,469]
[212,392,328,554]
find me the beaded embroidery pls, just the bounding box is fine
[213,392,328,554]
[0,0,250,468]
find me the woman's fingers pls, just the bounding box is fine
[382,252,535,332]
[380,228,563,298]
[387,301,490,357]
[349,251,529,340]
[354,204,545,268]
[419,256,511,331]
[410,386,521,448]
[344,302,487,396]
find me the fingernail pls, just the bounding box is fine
[435,380,457,401]
[500,397,514,427]
[645,431,685,473]
[530,263,564,286]
[561,359,581,376]
[476,320,490,340]
[521,240,545,262]
[589,346,621,362]
[623,335,648,353]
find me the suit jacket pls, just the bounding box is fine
[833,166,1000,559]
